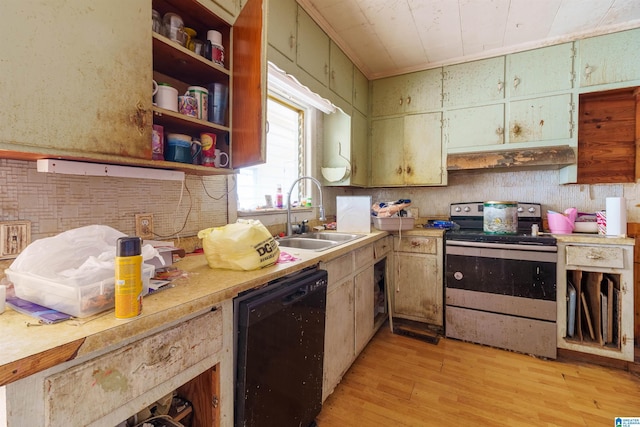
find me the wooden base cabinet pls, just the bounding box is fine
[3,304,233,426]
[392,234,443,327]
[557,241,635,361]
[321,240,390,401]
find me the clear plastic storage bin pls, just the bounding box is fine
[7,264,154,318]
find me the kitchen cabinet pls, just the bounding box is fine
[371,112,444,186]
[196,0,243,24]
[392,234,443,327]
[353,66,369,115]
[267,0,297,62]
[557,240,635,361]
[443,57,505,107]
[508,94,573,143]
[322,107,369,187]
[506,43,575,98]
[0,0,151,160]
[330,40,354,103]
[296,8,330,86]
[0,0,265,173]
[321,241,389,401]
[371,68,442,117]
[445,104,504,150]
[577,28,640,88]
[3,304,232,426]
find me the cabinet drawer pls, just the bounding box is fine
[45,309,223,426]
[354,244,374,271]
[394,236,438,254]
[321,252,353,284]
[374,236,392,259]
[565,245,625,269]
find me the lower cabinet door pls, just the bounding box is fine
[323,277,355,401]
[394,252,442,326]
[354,266,375,354]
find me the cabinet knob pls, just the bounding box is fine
[399,97,403,106]
[584,64,593,78]
[396,166,403,175]
[324,64,329,76]
[289,34,295,49]
[406,96,411,105]
[496,127,504,135]
[497,80,504,92]
[331,70,336,80]
[405,165,412,175]
[513,76,520,88]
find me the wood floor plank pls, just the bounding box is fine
[317,326,640,426]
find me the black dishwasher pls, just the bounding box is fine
[234,268,328,427]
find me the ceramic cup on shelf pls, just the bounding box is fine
[155,83,178,112]
[200,132,217,167]
[178,94,198,117]
[214,148,229,168]
[187,86,208,121]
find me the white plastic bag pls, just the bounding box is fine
[9,225,160,285]
[198,219,280,271]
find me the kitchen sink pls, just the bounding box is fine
[277,232,365,251]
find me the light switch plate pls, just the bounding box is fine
[0,221,31,259]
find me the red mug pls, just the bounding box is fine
[200,133,216,167]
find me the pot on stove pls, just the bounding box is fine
[483,201,518,234]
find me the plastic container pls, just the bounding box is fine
[547,212,574,234]
[372,216,415,231]
[7,264,154,318]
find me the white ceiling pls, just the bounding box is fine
[297,0,640,80]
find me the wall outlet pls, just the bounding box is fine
[135,214,154,240]
[0,221,31,259]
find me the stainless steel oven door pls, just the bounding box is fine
[445,241,557,301]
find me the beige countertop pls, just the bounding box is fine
[0,230,389,386]
[552,233,635,245]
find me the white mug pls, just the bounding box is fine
[155,83,178,112]
[214,149,229,168]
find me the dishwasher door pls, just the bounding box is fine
[234,268,328,427]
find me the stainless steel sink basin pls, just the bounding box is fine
[298,232,362,242]
[277,232,365,251]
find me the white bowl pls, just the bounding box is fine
[574,222,598,233]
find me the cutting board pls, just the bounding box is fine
[337,196,371,233]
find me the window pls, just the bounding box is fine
[236,96,304,210]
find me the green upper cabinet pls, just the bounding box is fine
[371,112,444,186]
[353,67,369,115]
[508,94,573,143]
[507,43,575,97]
[296,8,330,86]
[371,68,442,117]
[196,0,242,23]
[577,28,640,88]
[0,0,151,160]
[445,104,505,150]
[322,107,368,187]
[267,0,297,61]
[443,57,505,107]
[329,40,354,103]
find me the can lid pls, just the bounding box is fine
[117,237,142,257]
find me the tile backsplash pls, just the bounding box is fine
[326,168,640,223]
[0,159,229,244]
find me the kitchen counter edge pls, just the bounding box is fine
[0,230,389,386]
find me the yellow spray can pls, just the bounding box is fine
[114,237,143,319]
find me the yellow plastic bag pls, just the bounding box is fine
[198,219,280,271]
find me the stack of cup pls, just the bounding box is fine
[596,210,606,235]
[206,30,225,66]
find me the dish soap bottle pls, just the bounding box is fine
[275,184,283,209]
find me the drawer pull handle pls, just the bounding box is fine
[586,254,602,260]
[132,345,181,374]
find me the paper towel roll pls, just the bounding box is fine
[605,197,627,236]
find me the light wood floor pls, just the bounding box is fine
[316,325,640,426]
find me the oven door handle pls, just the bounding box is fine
[446,240,557,252]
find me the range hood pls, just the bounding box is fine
[447,145,576,171]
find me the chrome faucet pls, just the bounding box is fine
[286,176,326,236]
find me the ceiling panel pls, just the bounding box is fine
[298,0,640,79]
